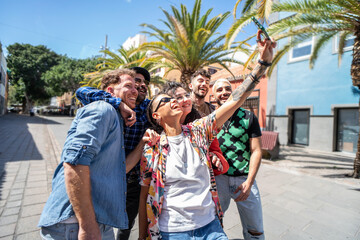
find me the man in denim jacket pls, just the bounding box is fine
[38,69,142,240]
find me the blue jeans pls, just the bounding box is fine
[215,175,264,240]
[40,222,114,240]
[160,217,228,240]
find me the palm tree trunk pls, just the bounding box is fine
[180,70,194,91]
[350,24,360,178]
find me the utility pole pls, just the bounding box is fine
[100,35,108,67]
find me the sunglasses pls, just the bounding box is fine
[153,97,173,112]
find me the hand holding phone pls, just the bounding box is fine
[251,16,270,40]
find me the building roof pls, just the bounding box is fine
[210,64,253,84]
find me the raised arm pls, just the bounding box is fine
[76,87,122,109]
[215,30,276,128]
[76,87,136,127]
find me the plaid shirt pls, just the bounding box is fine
[76,87,150,181]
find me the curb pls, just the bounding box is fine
[46,124,62,165]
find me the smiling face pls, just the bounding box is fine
[189,74,210,99]
[108,74,138,109]
[213,81,232,106]
[171,87,192,116]
[151,94,183,126]
[134,73,149,104]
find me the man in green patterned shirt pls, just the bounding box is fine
[213,79,264,240]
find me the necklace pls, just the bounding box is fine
[223,116,233,133]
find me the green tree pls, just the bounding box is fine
[139,0,247,86]
[42,56,98,96]
[228,0,360,177]
[82,46,162,88]
[7,43,61,112]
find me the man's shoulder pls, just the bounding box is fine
[78,101,118,117]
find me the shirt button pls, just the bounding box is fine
[122,146,124,149]
[82,146,87,149]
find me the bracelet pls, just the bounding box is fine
[258,59,272,67]
[249,73,259,83]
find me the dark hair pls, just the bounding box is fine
[161,80,202,125]
[101,69,136,90]
[161,81,187,96]
[183,107,201,124]
[146,93,166,134]
[190,69,211,82]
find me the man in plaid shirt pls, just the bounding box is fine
[76,67,151,240]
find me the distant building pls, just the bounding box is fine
[0,50,9,115]
[122,34,147,50]
[267,9,358,154]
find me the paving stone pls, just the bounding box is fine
[0,215,18,225]
[16,215,40,235]
[5,201,21,208]
[25,181,47,189]
[12,182,25,189]
[2,207,20,216]
[16,230,41,240]
[303,221,354,240]
[24,187,44,196]
[21,203,44,218]
[22,194,48,206]
[7,195,22,202]
[0,235,13,240]
[0,223,16,237]
[10,189,23,196]
[27,175,46,182]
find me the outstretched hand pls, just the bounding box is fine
[256,30,277,63]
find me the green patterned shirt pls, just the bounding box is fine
[217,108,261,176]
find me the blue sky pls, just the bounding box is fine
[0,0,257,59]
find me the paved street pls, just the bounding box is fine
[0,113,359,240]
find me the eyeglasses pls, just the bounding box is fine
[153,97,173,112]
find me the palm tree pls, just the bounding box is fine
[81,46,163,89]
[138,0,248,86]
[227,0,360,178]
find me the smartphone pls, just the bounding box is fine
[251,16,270,40]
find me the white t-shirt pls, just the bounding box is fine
[158,133,215,232]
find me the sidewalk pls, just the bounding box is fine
[0,113,359,240]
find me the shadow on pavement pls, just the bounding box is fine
[0,113,60,200]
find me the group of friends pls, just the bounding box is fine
[38,31,276,240]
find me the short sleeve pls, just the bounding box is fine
[249,113,262,138]
[140,143,156,186]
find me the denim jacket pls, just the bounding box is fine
[38,101,128,229]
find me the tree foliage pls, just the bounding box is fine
[42,56,98,96]
[6,43,61,111]
[139,0,247,86]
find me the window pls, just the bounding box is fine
[333,34,355,53]
[336,108,358,154]
[288,37,315,62]
[291,109,310,145]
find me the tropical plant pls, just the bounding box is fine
[81,46,163,89]
[228,0,360,177]
[139,0,248,86]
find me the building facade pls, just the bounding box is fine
[267,11,358,154]
[0,50,8,115]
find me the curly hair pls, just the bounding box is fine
[190,69,211,82]
[160,81,186,96]
[101,69,136,90]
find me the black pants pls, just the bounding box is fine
[117,181,141,240]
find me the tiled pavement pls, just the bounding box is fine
[1,113,360,240]
[0,114,60,239]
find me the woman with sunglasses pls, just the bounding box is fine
[139,31,275,240]
[161,81,228,176]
